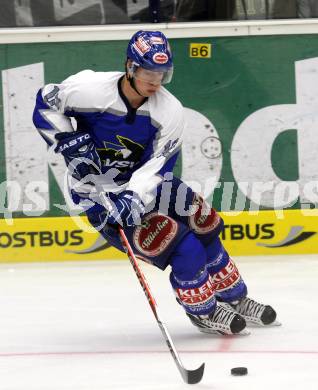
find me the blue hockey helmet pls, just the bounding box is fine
[126,30,173,85]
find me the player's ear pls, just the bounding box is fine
[126,59,133,79]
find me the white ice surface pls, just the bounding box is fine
[0,254,317,390]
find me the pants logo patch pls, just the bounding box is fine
[189,194,221,234]
[133,213,178,257]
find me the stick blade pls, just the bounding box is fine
[182,362,205,384]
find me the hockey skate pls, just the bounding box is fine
[220,297,280,326]
[186,302,250,336]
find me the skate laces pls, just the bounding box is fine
[210,304,236,326]
[234,297,265,318]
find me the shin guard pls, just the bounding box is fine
[170,269,216,316]
[206,238,247,303]
[169,233,217,315]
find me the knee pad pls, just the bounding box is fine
[187,194,224,246]
[205,237,248,303]
[157,177,224,246]
[169,233,216,315]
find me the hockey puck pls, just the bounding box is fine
[231,367,248,376]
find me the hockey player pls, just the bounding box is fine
[33,30,278,335]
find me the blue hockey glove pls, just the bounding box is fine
[54,131,101,178]
[103,191,145,227]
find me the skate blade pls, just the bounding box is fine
[239,328,251,335]
[269,320,282,326]
[245,318,282,327]
[198,327,251,336]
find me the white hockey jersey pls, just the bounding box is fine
[33,70,184,205]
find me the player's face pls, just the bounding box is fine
[134,68,163,96]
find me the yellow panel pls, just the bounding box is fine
[189,43,212,58]
[0,216,124,263]
[220,209,318,255]
[0,209,317,263]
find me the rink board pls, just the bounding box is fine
[1,34,318,215]
[1,33,318,262]
[0,209,317,263]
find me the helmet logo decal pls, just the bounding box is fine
[133,36,151,56]
[153,52,169,64]
[150,36,164,45]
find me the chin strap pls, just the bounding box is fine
[127,74,145,97]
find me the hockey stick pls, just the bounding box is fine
[118,226,205,385]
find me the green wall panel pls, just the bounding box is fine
[1,34,318,217]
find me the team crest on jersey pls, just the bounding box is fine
[134,36,151,56]
[96,135,144,171]
[133,213,178,257]
[153,52,169,64]
[188,194,221,234]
